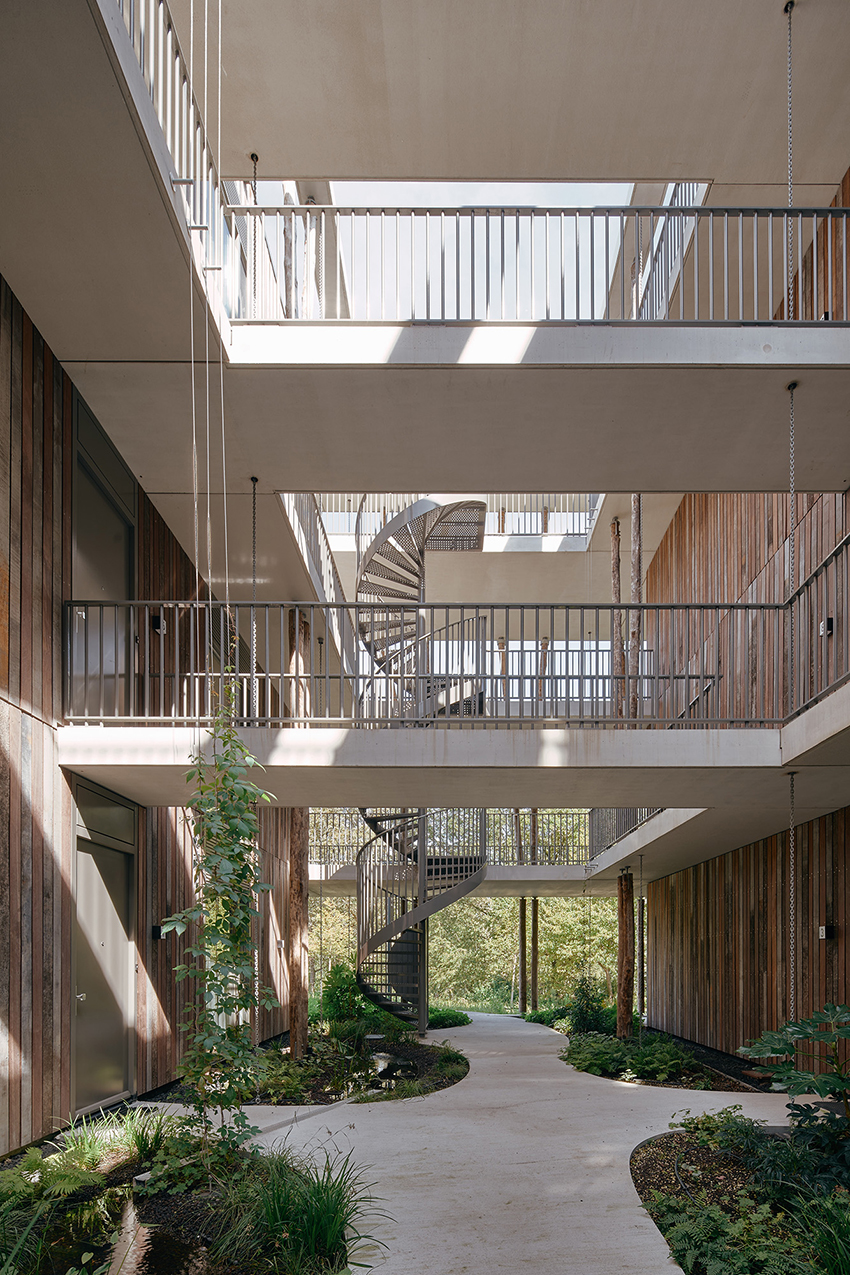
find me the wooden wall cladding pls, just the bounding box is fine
[136,804,290,1095]
[0,271,292,1152]
[0,277,75,1156]
[647,806,850,1059]
[775,166,850,322]
[647,492,850,608]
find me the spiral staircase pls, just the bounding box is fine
[356,807,487,1029]
[354,496,489,1030]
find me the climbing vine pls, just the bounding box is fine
[161,680,279,1165]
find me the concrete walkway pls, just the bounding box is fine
[247,1013,794,1274]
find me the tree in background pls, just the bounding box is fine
[428,895,618,1010]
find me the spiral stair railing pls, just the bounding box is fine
[354,496,488,1029]
[356,808,487,1031]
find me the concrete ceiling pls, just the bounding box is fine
[169,0,850,193]
[66,352,850,497]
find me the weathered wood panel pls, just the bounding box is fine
[0,275,75,1156]
[647,805,850,1059]
[0,271,293,1152]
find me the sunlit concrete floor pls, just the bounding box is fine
[246,1012,794,1275]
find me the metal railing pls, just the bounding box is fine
[310,807,591,867]
[589,808,664,859]
[228,204,850,325]
[107,0,848,336]
[317,492,601,540]
[113,0,252,321]
[65,599,806,727]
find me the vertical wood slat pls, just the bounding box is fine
[0,269,292,1156]
[647,804,850,1066]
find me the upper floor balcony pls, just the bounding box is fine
[6,0,848,498]
[63,529,849,731]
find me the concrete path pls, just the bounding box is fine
[250,1013,793,1275]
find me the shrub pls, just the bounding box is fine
[561,1032,631,1077]
[321,963,362,1024]
[568,977,608,1034]
[0,1146,104,1204]
[671,1103,850,1203]
[562,1032,702,1084]
[739,1003,850,1119]
[524,1006,568,1027]
[646,1190,814,1275]
[428,1008,471,1029]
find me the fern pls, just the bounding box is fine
[647,1190,816,1274]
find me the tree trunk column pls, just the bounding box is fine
[610,518,624,718]
[530,808,539,1012]
[287,608,311,1059]
[617,868,635,1039]
[628,495,642,721]
[288,806,310,1058]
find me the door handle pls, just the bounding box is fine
[76,993,86,1002]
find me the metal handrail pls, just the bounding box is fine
[319,491,601,540]
[356,807,487,1028]
[312,806,592,867]
[227,204,850,325]
[64,595,826,728]
[589,808,664,859]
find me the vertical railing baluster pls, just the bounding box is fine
[440,210,445,321]
[380,210,385,321]
[425,210,431,320]
[738,211,744,321]
[753,211,759,322]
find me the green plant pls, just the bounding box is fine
[523,1006,568,1026]
[427,1008,471,1029]
[645,1190,814,1274]
[562,1032,702,1084]
[212,1148,385,1271]
[432,1043,469,1078]
[114,1107,177,1163]
[321,964,362,1025]
[0,1198,50,1273]
[160,680,279,1174]
[568,977,608,1034]
[671,1104,850,1204]
[0,1146,104,1205]
[739,1004,850,1119]
[794,1190,850,1273]
[59,1114,109,1169]
[560,1032,630,1077]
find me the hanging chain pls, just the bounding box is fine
[784,1,797,1026]
[785,0,797,1021]
[785,0,794,318]
[789,771,796,1022]
[250,152,259,317]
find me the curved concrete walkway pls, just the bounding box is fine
[252,1013,794,1274]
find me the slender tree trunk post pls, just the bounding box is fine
[530,808,539,1011]
[628,495,642,721]
[610,517,624,718]
[283,192,295,319]
[287,608,311,1058]
[519,899,527,1014]
[513,809,527,1013]
[288,806,310,1058]
[637,894,646,1021]
[498,636,508,701]
[617,869,635,1039]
